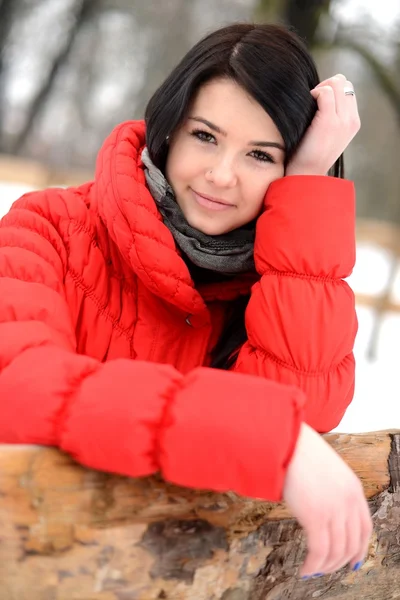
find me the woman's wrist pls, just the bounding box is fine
[285,166,329,177]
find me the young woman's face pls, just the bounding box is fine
[165,78,285,235]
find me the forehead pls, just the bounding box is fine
[189,78,282,140]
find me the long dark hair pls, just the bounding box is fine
[145,23,344,369]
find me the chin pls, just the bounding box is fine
[186,214,234,236]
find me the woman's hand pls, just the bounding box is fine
[286,74,361,177]
[283,422,373,578]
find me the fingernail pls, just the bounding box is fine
[312,573,324,578]
[301,576,311,580]
[352,561,363,572]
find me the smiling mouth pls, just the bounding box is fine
[191,189,234,211]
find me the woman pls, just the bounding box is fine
[0,23,371,578]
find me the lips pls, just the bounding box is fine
[191,189,234,211]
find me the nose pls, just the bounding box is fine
[205,155,238,188]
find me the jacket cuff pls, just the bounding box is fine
[59,359,182,478]
[256,175,356,279]
[159,368,305,502]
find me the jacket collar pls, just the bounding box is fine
[93,121,257,315]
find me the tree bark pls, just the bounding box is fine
[0,430,399,599]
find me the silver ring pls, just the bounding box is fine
[344,87,355,96]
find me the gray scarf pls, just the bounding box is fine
[141,147,255,274]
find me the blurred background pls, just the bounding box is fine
[0,0,399,432]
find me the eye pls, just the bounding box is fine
[249,149,275,164]
[190,129,216,144]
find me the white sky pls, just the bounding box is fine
[333,0,400,29]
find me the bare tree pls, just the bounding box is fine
[255,0,332,45]
[0,0,14,80]
[11,0,96,154]
[284,0,331,45]
[0,0,17,151]
[132,0,193,118]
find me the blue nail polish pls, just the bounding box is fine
[301,576,311,580]
[312,573,324,578]
[353,561,363,572]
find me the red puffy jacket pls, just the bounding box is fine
[0,121,357,501]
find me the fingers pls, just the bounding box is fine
[328,75,351,118]
[300,521,330,578]
[349,495,373,570]
[312,73,360,127]
[342,79,361,135]
[322,517,348,574]
[301,492,372,579]
[310,85,336,118]
[301,518,348,578]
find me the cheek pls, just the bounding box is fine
[166,142,203,189]
[246,194,265,219]
[245,170,283,213]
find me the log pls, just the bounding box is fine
[0,431,399,600]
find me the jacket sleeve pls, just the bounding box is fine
[0,190,305,502]
[233,175,357,433]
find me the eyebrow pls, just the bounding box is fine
[188,116,285,151]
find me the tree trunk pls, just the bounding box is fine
[0,0,16,151]
[254,0,331,46]
[283,0,331,46]
[10,0,95,155]
[0,431,399,599]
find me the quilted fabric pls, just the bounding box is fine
[0,120,357,502]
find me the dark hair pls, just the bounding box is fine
[145,23,344,369]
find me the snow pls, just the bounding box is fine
[335,248,400,433]
[1,181,399,433]
[0,182,37,214]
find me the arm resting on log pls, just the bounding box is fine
[0,431,399,600]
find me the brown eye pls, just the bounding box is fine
[250,149,275,163]
[191,129,216,144]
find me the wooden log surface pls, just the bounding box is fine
[1,431,400,600]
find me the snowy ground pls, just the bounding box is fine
[1,182,399,433]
